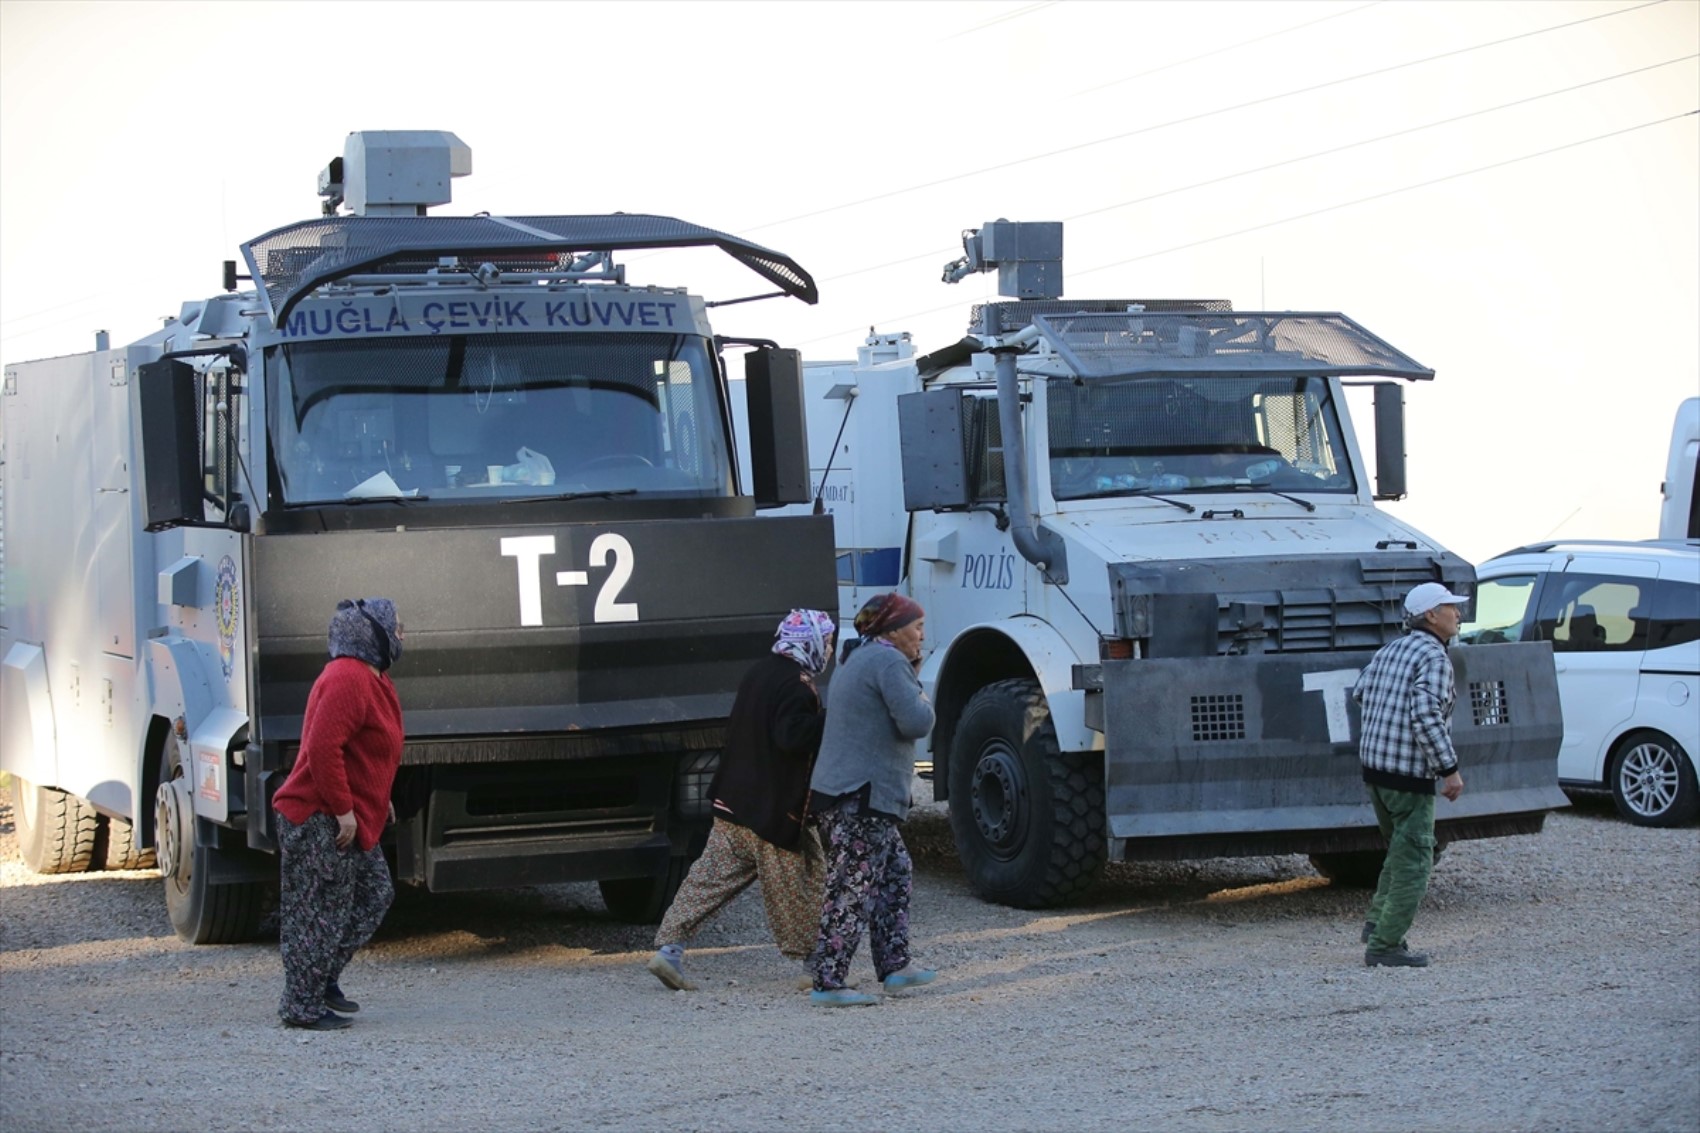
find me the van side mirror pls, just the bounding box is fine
[744,348,810,508]
[137,359,206,531]
[1372,382,1408,501]
[897,389,971,511]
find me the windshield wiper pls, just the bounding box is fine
[502,489,640,504]
[1234,481,1317,512]
[280,494,428,509]
[1124,488,1197,514]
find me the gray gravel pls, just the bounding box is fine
[1,782,1695,1133]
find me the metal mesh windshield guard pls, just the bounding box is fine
[1031,312,1435,380]
[241,214,818,324]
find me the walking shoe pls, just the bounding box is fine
[1365,945,1431,968]
[1360,920,1375,944]
[646,949,696,991]
[285,1010,352,1031]
[810,988,878,1007]
[324,982,359,1014]
[881,966,937,992]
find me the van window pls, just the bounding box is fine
[1459,574,1538,644]
[1647,579,1700,650]
[1535,574,1650,653]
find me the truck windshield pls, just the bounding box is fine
[266,332,731,504]
[1045,374,1356,501]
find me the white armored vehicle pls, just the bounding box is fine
[1,131,835,941]
[795,221,1567,905]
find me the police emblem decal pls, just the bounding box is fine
[215,556,239,680]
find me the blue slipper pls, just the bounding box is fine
[881,966,937,992]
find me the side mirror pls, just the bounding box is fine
[1372,382,1408,502]
[137,359,205,531]
[744,348,810,507]
[897,389,971,511]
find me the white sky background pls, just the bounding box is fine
[1,0,1695,565]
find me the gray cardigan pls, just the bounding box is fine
[810,640,935,821]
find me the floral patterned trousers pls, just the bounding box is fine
[807,799,913,990]
[276,811,394,1025]
[655,817,826,960]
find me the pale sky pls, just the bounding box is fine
[2,0,1695,565]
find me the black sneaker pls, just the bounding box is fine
[1360,920,1375,944]
[285,1010,353,1031]
[325,982,360,1014]
[1365,945,1431,968]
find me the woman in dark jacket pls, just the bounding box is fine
[272,598,405,1030]
[805,593,937,1006]
[647,609,837,991]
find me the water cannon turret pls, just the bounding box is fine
[318,130,472,217]
[941,220,1063,299]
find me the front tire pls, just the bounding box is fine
[14,777,98,874]
[599,856,689,924]
[1610,730,1700,827]
[1310,842,1447,888]
[947,678,1106,908]
[157,734,268,943]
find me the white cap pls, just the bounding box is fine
[1404,581,1469,618]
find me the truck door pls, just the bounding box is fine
[1542,556,1659,784]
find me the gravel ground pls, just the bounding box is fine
[1,782,1695,1133]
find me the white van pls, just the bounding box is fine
[1462,540,1700,826]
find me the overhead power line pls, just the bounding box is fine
[740,0,1668,237]
[794,108,1697,349]
[816,53,1699,286]
[1072,1,1384,97]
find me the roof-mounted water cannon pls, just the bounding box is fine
[940,220,1064,300]
[317,130,472,217]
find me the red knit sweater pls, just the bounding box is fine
[272,657,404,852]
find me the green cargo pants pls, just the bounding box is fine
[1365,785,1437,952]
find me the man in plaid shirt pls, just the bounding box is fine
[1352,582,1468,967]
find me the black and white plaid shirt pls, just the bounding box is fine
[1352,627,1459,790]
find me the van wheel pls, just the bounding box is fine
[599,856,689,924]
[14,778,98,874]
[1610,730,1700,827]
[947,679,1106,908]
[94,815,157,871]
[156,734,268,943]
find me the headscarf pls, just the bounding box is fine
[771,608,836,675]
[328,597,403,671]
[852,592,923,639]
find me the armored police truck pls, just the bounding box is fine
[0,131,835,942]
[793,221,1566,906]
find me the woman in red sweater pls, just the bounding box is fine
[272,598,406,1031]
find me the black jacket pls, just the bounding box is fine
[711,653,827,851]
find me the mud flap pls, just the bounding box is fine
[1099,642,1567,842]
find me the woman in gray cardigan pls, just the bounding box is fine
[805,593,939,1006]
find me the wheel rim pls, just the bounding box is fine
[1619,740,1681,818]
[155,777,193,887]
[969,740,1028,861]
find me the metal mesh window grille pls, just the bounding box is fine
[1190,694,1246,742]
[1469,680,1510,727]
[962,394,1006,501]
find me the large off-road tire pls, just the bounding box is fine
[1610,730,1700,827]
[14,777,98,874]
[599,856,690,924]
[157,734,268,944]
[947,678,1107,908]
[1310,842,1447,888]
[94,815,157,871]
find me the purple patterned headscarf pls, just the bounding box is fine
[771,609,837,675]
